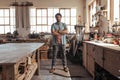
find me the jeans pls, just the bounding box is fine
[51,44,67,68]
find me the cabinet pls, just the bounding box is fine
[83,41,120,78]
[87,44,95,58]
[83,43,95,77]
[94,46,103,67]
[87,55,95,76]
[83,43,87,68]
[104,49,120,77]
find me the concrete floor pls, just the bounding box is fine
[32,59,93,80]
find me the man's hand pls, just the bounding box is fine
[56,35,62,43]
[58,29,68,35]
[51,30,61,36]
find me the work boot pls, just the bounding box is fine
[49,68,55,73]
[63,67,69,72]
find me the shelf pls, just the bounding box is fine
[101,10,107,12]
[112,32,120,36]
[24,62,38,80]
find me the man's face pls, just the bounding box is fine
[56,15,62,22]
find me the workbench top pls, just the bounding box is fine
[84,41,120,52]
[0,43,44,64]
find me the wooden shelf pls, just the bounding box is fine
[112,32,120,36]
[24,63,38,80]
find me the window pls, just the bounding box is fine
[60,8,71,25]
[30,8,77,33]
[37,8,47,33]
[37,8,47,25]
[48,8,59,33]
[48,8,59,25]
[60,8,76,33]
[71,8,76,33]
[0,9,9,25]
[0,8,15,34]
[89,0,97,27]
[114,0,120,21]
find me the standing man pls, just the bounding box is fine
[50,13,69,73]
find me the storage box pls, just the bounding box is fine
[40,51,48,60]
[39,45,49,60]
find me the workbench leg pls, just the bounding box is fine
[2,65,16,80]
[35,49,40,75]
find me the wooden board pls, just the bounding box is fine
[0,43,44,64]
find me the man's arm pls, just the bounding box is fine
[59,23,68,35]
[58,29,68,35]
[51,30,61,36]
[51,24,61,36]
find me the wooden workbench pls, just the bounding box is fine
[0,43,44,80]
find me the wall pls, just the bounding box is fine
[0,0,84,37]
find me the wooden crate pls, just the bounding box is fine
[39,45,49,60]
[40,51,48,60]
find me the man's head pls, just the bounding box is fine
[55,13,62,22]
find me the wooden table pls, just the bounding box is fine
[0,43,44,80]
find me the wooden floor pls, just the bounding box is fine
[32,59,93,80]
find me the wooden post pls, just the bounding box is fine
[35,49,40,75]
[2,64,16,80]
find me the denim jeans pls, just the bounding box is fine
[51,44,67,68]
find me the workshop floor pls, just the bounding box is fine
[32,59,93,80]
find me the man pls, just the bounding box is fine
[50,13,69,73]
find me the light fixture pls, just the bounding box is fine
[21,1,33,6]
[10,0,33,6]
[10,0,19,6]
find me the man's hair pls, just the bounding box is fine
[55,13,62,18]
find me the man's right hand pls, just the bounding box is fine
[56,35,62,43]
